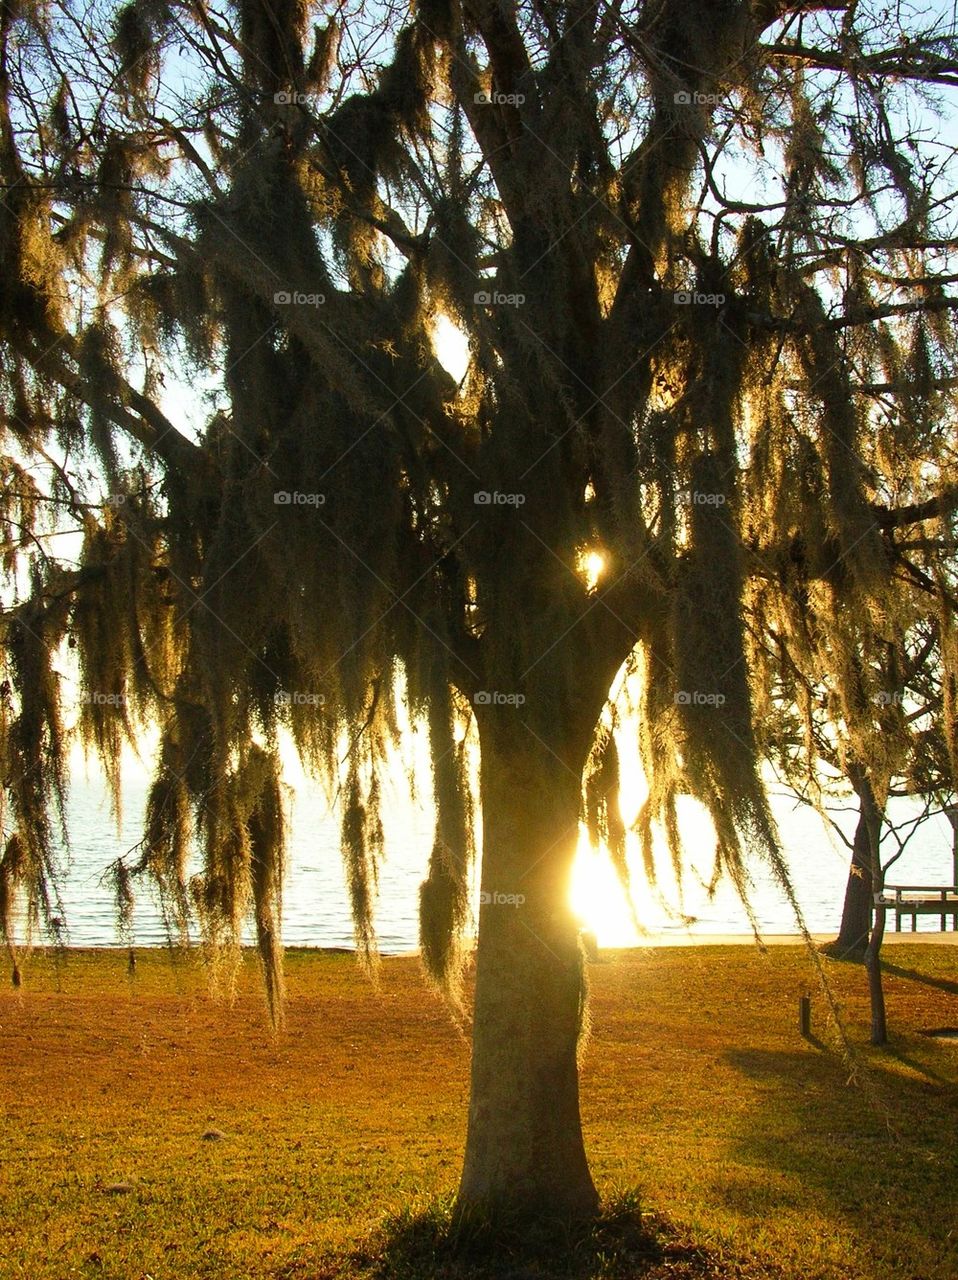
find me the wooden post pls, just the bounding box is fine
[799,994,811,1038]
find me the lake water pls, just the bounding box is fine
[10,765,958,950]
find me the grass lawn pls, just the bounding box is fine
[1,943,956,1279]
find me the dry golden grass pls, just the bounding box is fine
[1,943,956,1279]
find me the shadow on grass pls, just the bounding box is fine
[726,1043,958,1154]
[879,961,958,997]
[883,1043,953,1086]
[817,940,866,964]
[292,1191,786,1280]
[723,1047,958,1277]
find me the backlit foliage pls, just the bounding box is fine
[1,0,957,1014]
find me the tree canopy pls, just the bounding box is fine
[2,0,958,1216]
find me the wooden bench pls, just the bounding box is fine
[873,885,958,932]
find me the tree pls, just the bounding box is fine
[748,425,958,1037]
[759,615,958,962]
[3,0,958,1221]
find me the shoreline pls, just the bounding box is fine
[628,930,958,947]
[11,931,957,956]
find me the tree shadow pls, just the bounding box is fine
[818,940,866,965]
[883,1043,952,1086]
[292,1192,778,1279]
[722,1046,958,1276]
[879,961,958,997]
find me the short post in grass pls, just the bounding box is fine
[799,993,812,1038]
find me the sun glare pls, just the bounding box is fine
[569,832,641,947]
[577,548,606,592]
[431,314,470,382]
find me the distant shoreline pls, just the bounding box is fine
[13,931,957,956]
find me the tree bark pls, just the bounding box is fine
[456,721,599,1221]
[864,899,888,1045]
[829,790,883,960]
[852,772,888,1045]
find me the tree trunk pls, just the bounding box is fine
[851,771,887,1045]
[456,723,599,1221]
[829,795,882,960]
[864,899,888,1046]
